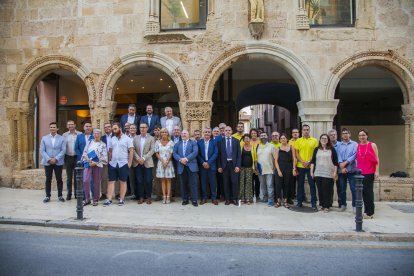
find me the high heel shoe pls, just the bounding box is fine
[166,196,171,204]
[162,196,166,204]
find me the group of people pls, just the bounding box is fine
[40,104,380,218]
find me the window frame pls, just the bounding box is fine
[159,0,208,32]
[307,0,356,28]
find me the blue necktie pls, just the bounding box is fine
[183,141,187,156]
[226,138,232,159]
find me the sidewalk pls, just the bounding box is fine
[0,187,413,242]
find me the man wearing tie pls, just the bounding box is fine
[197,127,219,205]
[40,122,67,203]
[218,126,242,205]
[140,104,161,136]
[74,121,93,162]
[173,129,199,207]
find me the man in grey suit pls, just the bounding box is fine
[40,122,67,203]
[133,123,155,204]
[160,106,182,136]
[173,129,199,207]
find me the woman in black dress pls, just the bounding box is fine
[274,134,295,208]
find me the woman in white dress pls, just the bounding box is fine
[155,128,175,204]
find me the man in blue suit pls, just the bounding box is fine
[197,127,219,205]
[140,104,160,136]
[173,129,199,207]
[40,122,67,203]
[217,126,242,205]
[120,104,141,134]
[74,121,93,162]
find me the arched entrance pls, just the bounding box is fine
[97,52,189,129]
[11,55,92,170]
[327,51,414,175]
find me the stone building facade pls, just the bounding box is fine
[0,0,413,200]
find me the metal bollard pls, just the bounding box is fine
[354,170,365,232]
[75,161,84,220]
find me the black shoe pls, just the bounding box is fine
[296,202,303,208]
[43,197,50,203]
[232,200,238,205]
[192,201,198,207]
[58,196,65,202]
[83,200,91,206]
[225,200,230,205]
[99,194,106,201]
[66,194,72,200]
[182,200,189,206]
[288,199,294,205]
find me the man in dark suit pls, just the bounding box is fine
[140,104,160,136]
[120,104,141,134]
[197,127,219,205]
[217,126,242,205]
[173,129,199,207]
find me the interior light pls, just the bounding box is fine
[160,78,163,81]
[130,79,134,82]
[142,86,145,89]
[180,1,189,19]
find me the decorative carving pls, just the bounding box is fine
[85,73,98,107]
[296,14,310,30]
[200,46,247,100]
[14,55,83,101]
[98,58,122,102]
[185,101,212,122]
[332,50,414,75]
[249,22,264,40]
[174,68,190,101]
[145,21,160,36]
[144,33,193,44]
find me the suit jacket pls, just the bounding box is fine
[40,134,66,166]
[217,136,242,169]
[160,116,182,134]
[74,133,94,162]
[120,114,141,134]
[173,139,199,174]
[197,139,218,171]
[140,114,161,136]
[132,134,155,168]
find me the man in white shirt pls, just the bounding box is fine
[127,124,138,197]
[62,120,81,200]
[104,122,134,207]
[100,122,112,200]
[256,132,276,206]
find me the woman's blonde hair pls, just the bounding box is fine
[160,128,170,140]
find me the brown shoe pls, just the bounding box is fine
[137,198,144,204]
[213,199,218,205]
[146,199,152,205]
[200,199,207,205]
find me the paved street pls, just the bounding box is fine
[0,225,413,276]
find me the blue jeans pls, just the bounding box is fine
[339,172,356,207]
[297,168,317,207]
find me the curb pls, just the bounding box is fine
[1,218,414,242]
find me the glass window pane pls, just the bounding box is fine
[160,0,207,30]
[305,0,355,26]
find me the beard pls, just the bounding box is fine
[114,129,121,137]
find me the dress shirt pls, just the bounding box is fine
[166,118,173,135]
[109,134,133,167]
[182,139,188,156]
[127,114,135,124]
[337,139,358,173]
[85,134,91,145]
[204,139,210,161]
[147,115,152,126]
[225,137,232,161]
[50,134,57,148]
[140,134,147,158]
[173,136,180,144]
[65,132,78,156]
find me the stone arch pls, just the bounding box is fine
[200,42,317,102]
[14,54,94,104]
[98,51,190,105]
[325,50,414,104]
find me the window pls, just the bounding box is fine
[160,0,207,30]
[305,0,355,27]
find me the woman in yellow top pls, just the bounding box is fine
[239,134,257,204]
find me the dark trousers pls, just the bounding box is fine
[44,164,63,198]
[329,179,341,207]
[64,155,76,196]
[223,161,240,201]
[216,172,224,199]
[315,177,334,209]
[135,165,153,199]
[179,167,198,202]
[200,167,217,200]
[252,173,260,198]
[275,168,292,200]
[289,176,296,200]
[297,168,317,206]
[362,174,375,216]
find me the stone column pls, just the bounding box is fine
[145,0,160,35]
[180,101,213,132]
[296,0,310,29]
[402,104,414,176]
[297,100,339,138]
[90,100,117,130]
[7,103,31,170]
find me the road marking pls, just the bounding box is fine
[1,227,413,250]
